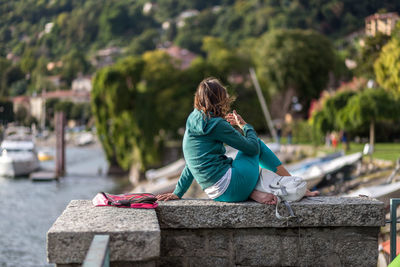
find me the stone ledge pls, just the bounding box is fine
[156,197,385,229]
[47,200,160,264]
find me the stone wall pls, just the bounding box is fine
[160,227,379,266]
[47,197,385,267]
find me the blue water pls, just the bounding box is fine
[0,145,122,267]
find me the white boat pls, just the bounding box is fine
[76,132,95,146]
[286,151,345,189]
[146,158,186,181]
[286,152,362,189]
[345,182,400,206]
[0,128,40,177]
[345,158,400,206]
[318,152,362,175]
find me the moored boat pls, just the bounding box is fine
[0,127,40,177]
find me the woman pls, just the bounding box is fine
[157,77,318,204]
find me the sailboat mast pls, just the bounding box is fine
[249,67,278,143]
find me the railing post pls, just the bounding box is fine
[82,235,110,267]
[390,199,400,262]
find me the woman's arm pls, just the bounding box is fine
[173,165,194,198]
[275,165,291,176]
[156,165,194,201]
[214,111,260,155]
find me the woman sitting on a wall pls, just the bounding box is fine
[157,77,319,203]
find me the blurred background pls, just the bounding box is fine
[1,0,400,266]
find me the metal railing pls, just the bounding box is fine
[82,235,110,267]
[389,199,400,262]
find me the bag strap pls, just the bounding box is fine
[275,196,297,220]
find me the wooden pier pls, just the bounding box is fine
[30,171,58,182]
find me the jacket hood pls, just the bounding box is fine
[186,109,223,136]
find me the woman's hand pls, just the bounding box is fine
[305,189,320,197]
[156,193,180,201]
[225,110,247,128]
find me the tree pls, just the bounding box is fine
[127,29,159,55]
[1,65,25,97]
[374,37,400,96]
[0,100,13,125]
[253,29,335,119]
[92,56,145,171]
[311,90,357,134]
[337,88,399,149]
[60,49,90,86]
[355,33,390,79]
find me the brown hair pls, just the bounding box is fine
[194,77,234,118]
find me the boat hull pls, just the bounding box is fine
[0,156,40,177]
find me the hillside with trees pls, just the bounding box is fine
[1,0,400,96]
[1,0,400,170]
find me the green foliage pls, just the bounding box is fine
[322,90,357,131]
[70,103,91,124]
[337,88,399,130]
[0,100,14,124]
[0,64,25,97]
[14,106,37,127]
[175,10,218,54]
[127,29,159,55]
[310,90,358,143]
[20,48,37,74]
[0,0,399,100]
[254,29,335,115]
[9,80,28,96]
[355,33,390,79]
[292,120,320,145]
[374,37,400,96]
[60,49,90,85]
[92,56,146,170]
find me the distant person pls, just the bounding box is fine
[331,132,338,149]
[276,125,282,144]
[341,130,350,151]
[325,133,331,147]
[286,127,292,145]
[157,77,318,204]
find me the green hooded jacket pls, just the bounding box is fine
[173,109,260,198]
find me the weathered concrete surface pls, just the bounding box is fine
[47,200,160,264]
[159,227,380,267]
[156,197,385,229]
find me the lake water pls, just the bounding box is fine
[0,144,122,267]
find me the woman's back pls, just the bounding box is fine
[182,109,232,190]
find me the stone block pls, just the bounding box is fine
[188,256,231,267]
[297,227,379,267]
[158,257,188,267]
[156,197,385,229]
[206,230,232,257]
[233,228,299,266]
[160,230,206,257]
[47,200,160,264]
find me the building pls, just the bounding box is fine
[47,75,62,88]
[12,90,91,127]
[11,95,30,114]
[41,90,90,103]
[92,47,121,68]
[365,12,399,36]
[162,45,197,70]
[72,76,92,92]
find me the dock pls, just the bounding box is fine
[30,171,58,182]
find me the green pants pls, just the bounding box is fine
[215,139,281,202]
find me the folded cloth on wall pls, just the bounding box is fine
[92,192,158,209]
